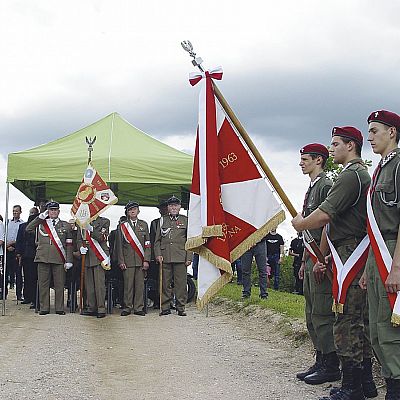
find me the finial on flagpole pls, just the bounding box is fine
[85,136,96,165]
[181,40,204,71]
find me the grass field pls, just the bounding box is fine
[215,281,306,320]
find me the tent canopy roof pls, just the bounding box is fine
[7,113,193,207]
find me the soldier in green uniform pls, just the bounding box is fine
[362,110,400,400]
[78,215,110,318]
[292,127,376,400]
[116,201,150,316]
[154,196,192,316]
[295,143,340,385]
[26,201,73,315]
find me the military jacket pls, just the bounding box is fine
[371,148,400,238]
[26,216,73,265]
[77,216,110,267]
[154,214,192,264]
[302,171,333,243]
[319,158,371,244]
[116,218,151,267]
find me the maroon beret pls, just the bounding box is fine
[367,110,400,131]
[331,126,363,147]
[300,143,329,159]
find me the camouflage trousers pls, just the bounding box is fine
[366,240,400,379]
[304,256,336,354]
[333,243,373,365]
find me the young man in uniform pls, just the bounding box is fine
[78,215,110,318]
[26,201,73,315]
[116,201,150,316]
[295,143,340,385]
[154,196,192,316]
[363,110,400,400]
[292,127,376,400]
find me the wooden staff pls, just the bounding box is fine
[181,40,331,280]
[159,259,163,315]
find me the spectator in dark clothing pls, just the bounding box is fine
[15,207,39,305]
[231,258,242,284]
[265,229,284,290]
[109,215,126,307]
[289,233,304,295]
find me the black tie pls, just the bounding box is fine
[52,219,56,227]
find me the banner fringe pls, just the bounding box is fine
[332,301,344,314]
[185,235,206,251]
[197,246,232,273]
[202,224,223,238]
[230,210,286,261]
[196,271,232,311]
[391,312,400,327]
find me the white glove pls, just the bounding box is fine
[80,246,88,255]
[85,224,94,232]
[39,210,48,220]
[64,263,73,270]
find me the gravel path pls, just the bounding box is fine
[0,294,385,400]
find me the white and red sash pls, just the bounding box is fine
[366,190,400,326]
[326,233,370,313]
[86,231,111,270]
[121,221,144,261]
[42,219,66,263]
[303,238,318,264]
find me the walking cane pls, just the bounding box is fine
[158,259,163,315]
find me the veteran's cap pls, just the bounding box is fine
[46,201,60,209]
[125,200,139,211]
[166,195,181,205]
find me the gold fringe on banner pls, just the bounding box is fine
[197,246,232,273]
[231,210,286,262]
[202,224,223,238]
[185,235,206,252]
[391,312,400,328]
[332,301,344,314]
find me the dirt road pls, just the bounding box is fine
[0,297,385,400]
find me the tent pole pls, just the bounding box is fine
[2,182,10,316]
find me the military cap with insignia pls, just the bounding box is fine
[125,200,139,212]
[367,110,400,131]
[167,195,181,205]
[46,201,60,209]
[300,143,329,159]
[332,126,363,147]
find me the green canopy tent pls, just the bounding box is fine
[6,112,194,207]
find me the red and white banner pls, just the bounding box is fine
[86,231,111,270]
[186,68,285,308]
[326,233,370,313]
[121,222,145,261]
[71,163,118,227]
[43,219,66,263]
[303,239,318,264]
[366,190,400,326]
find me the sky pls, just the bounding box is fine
[1,0,399,245]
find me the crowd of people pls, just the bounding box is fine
[0,195,192,318]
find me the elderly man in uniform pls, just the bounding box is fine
[295,143,340,385]
[154,196,192,316]
[362,110,400,400]
[116,201,150,316]
[292,127,376,400]
[78,215,110,318]
[26,201,73,315]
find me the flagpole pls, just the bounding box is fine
[79,136,97,313]
[181,41,331,276]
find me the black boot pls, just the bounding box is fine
[296,351,322,381]
[304,352,341,385]
[320,362,364,400]
[361,358,377,398]
[385,378,400,400]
